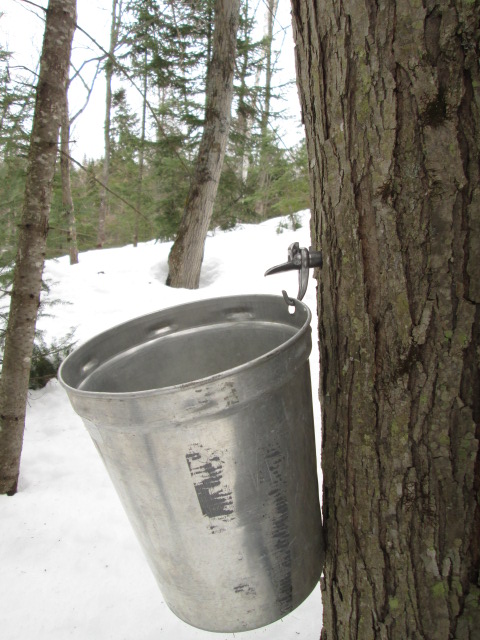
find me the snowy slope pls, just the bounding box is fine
[0,212,323,640]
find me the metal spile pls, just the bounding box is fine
[265,242,322,306]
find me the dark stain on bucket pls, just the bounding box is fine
[265,447,293,613]
[186,446,234,520]
[233,583,256,596]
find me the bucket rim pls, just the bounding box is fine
[57,293,312,400]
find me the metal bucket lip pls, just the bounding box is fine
[58,294,312,401]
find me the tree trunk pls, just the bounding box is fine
[61,89,79,265]
[291,1,480,638]
[134,51,148,248]
[97,0,121,249]
[239,65,261,184]
[235,0,261,186]
[167,0,241,289]
[255,0,279,219]
[0,0,76,496]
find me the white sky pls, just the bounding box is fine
[1,0,304,162]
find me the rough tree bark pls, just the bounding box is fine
[0,0,76,495]
[166,0,241,289]
[291,1,479,638]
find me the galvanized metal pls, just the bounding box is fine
[58,294,323,632]
[265,242,323,304]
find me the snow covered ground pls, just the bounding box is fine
[1,211,323,640]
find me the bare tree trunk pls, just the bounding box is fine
[240,66,261,184]
[255,0,279,219]
[235,0,261,186]
[167,0,241,289]
[134,51,148,248]
[61,89,79,265]
[0,0,76,496]
[97,0,121,249]
[291,1,480,638]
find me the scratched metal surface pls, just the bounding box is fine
[59,295,324,633]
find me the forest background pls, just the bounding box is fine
[0,0,308,267]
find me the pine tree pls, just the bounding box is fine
[0,48,34,263]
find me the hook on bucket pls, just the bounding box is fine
[264,242,322,306]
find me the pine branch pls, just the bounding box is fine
[60,149,156,230]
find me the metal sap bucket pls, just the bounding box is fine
[58,294,323,632]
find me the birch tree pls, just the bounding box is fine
[97,0,122,248]
[234,0,262,185]
[0,0,76,496]
[255,0,279,218]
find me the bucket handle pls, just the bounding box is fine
[264,243,322,307]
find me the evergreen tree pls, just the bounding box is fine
[121,0,217,237]
[1,2,308,260]
[0,48,35,263]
